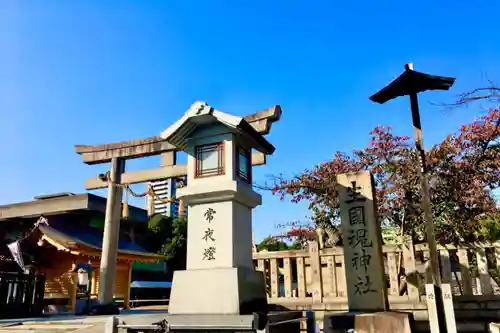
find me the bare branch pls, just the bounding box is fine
[433,79,500,110]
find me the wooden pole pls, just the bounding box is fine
[123,262,132,309]
[90,269,97,297]
[98,157,125,304]
[69,262,77,313]
[405,63,447,333]
[69,273,78,313]
[406,63,441,287]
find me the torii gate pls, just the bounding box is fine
[74,104,282,306]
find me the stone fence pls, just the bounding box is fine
[252,240,500,321]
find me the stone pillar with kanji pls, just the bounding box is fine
[162,101,273,315]
[325,174,412,333]
[337,171,388,312]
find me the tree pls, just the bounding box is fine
[268,108,500,243]
[256,236,302,252]
[138,214,188,276]
[280,226,317,248]
[139,213,172,253]
[159,217,187,273]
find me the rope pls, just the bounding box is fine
[100,171,184,217]
[101,170,179,204]
[126,184,177,204]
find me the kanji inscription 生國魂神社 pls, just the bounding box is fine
[345,181,366,204]
[337,171,388,312]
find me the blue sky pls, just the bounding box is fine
[1,1,499,242]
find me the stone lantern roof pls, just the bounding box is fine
[160,101,275,155]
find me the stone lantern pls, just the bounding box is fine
[161,101,274,315]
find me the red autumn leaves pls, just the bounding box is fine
[271,108,500,243]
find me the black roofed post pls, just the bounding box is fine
[370,63,456,333]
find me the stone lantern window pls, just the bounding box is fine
[236,147,251,183]
[194,142,225,178]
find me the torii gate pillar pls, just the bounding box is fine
[163,102,273,315]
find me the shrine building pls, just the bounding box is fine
[0,192,165,313]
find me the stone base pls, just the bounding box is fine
[168,266,268,315]
[324,311,413,333]
[490,323,500,333]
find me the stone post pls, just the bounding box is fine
[336,170,387,312]
[98,157,125,304]
[160,151,177,167]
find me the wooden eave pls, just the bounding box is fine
[39,226,165,263]
[76,249,165,263]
